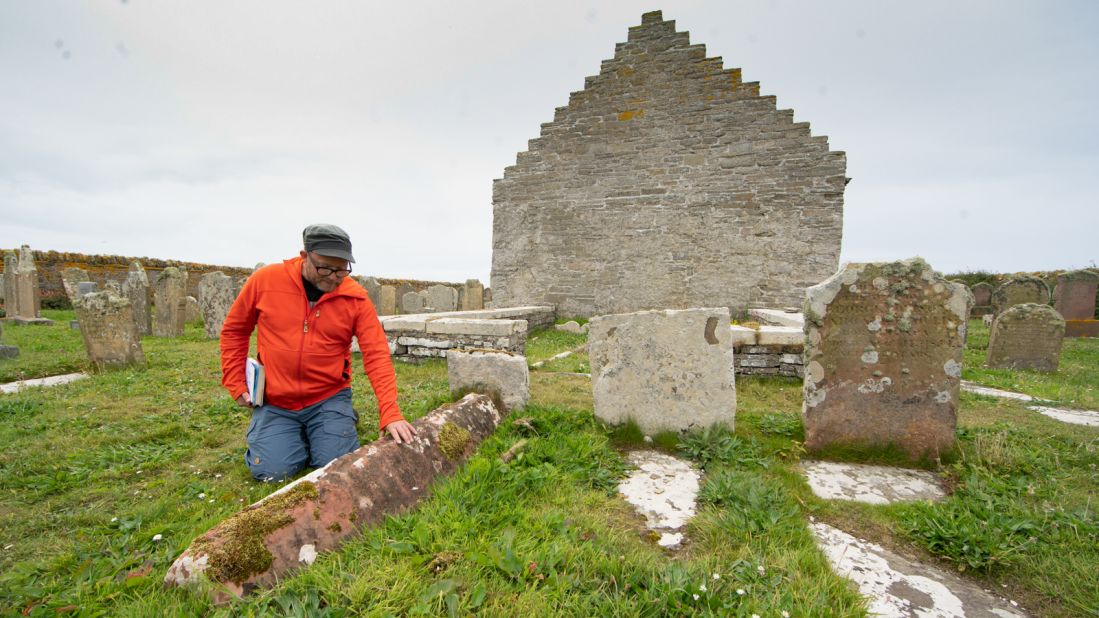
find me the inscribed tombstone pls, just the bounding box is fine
[378,285,397,315]
[987,304,1065,371]
[153,267,188,337]
[425,285,458,312]
[1054,269,1099,325]
[73,291,145,369]
[991,276,1049,316]
[199,271,236,339]
[803,259,970,460]
[122,262,152,336]
[401,291,425,314]
[589,308,736,434]
[462,279,485,311]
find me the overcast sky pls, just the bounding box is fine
[2,1,1096,282]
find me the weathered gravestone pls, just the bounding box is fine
[970,282,993,316]
[447,349,530,411]
[803,259,970,460]
[1054,269,1099,337]
[60,267,92,302]
[184,295,201,324]
[589,308,736,434]
[357,276,381,310]
[1,252,15,311]
[395,282,415,312]
[72,291,145,369]
[462,279,485,311]
[378,285,397,315]
[76,281,99,297]
[164,393,504,603]
[153,267,188,337]
[401,291,425,314]
[991,276,1049,317]
[11,245,46,321]
[198,271,236,339]
[122,262,152,336]
[104,280,122,295]
[425,285,458,312]
[986,303,1065,372]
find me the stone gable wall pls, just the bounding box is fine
[491,10,846,318]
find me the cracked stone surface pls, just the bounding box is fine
[1,372,88,394]
[617,450,700,549]
[811,522,1027,617]
[801,461,945,505]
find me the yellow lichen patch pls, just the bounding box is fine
[438,422,472,461]
[191,482,319,584]
[617,109,644,121]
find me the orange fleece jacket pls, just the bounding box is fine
[219,257,403,429]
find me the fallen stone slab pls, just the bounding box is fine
[749,308,805,329]
[617,450,700,549]
[164,393,504,602]
[801,461,945,505]
[960,381,1035,402]
[811,522,1027,617]
[3,317,54,326]
[1028,405,1099,427]
[1,372,88,394]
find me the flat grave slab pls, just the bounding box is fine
[1,372,88,394]
[617,450,700,549]
[801,461,945,505]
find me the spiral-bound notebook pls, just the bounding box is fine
[245,357,265,407]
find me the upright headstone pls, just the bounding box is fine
[378,285,397,316]
[153,267,188,337]
[122,262,152,336]
[970,282,993,316]
[104,280,122,295]
[462,279,485,311]
[425,285,458,312]
[987,304,1065,371]
[77,281,99,297]
[447,349,530,411]
[803,259,970,460]
[13,245,41,319]
[1054,269,1099,337]
[2,252,16,311]
[60,267,92,302]
[589,308,736,434]
[991,276,1049,317]
[72,291,145,369]
[401,291,425,314]
[185,295,201,324]
[199,271,236,339]
[358,276,382,310]
[396,283,415,312]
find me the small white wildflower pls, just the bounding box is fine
[110,517,118,523]
[692,594,700,601]
[782,612,790,618]
[197,493,206,499]
[1010,600,1018,607]
[757,564,766,575]
[3,544,13,550]
[136,470,142,475]
[712,572,720,580]
[208,499,214,503]
[752,614,761,618]
[699,584,707,592]
[152,534,163,542]
[215,474,222,479]
[736,588,745,595]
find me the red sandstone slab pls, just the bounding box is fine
[164,393,504,602]
[1065,319,1099,338]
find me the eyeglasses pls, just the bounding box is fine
[308,254,352,277]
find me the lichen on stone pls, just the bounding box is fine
[438,421,472,461]
[190,481,319,584]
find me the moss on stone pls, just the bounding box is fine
[327,522,342,533]
[191,481,319,584]
[438,422,471,461]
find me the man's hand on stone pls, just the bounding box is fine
[383,420,417,444]
[235,394,253,408]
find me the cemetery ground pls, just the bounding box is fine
[0,314,1096,617]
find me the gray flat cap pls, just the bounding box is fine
[302,224,355,263]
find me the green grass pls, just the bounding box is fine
[0,321,1096,616]
[0,310,88,382]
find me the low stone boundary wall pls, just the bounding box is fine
[731,325,804,378]
[373,306,555,360]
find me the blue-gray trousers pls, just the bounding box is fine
[244,388,359,482]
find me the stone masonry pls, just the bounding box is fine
[72,291,145,369]
[491,11,846,318]
[378,306,554,361]
[122,262,152,336]
[153,267,188,337]
[803,259,970,460]
[986,303,1065,372]
[991,276,1049,317]
[589,308,737,434]
[1054,269,1099,337]
[198,271,237,339]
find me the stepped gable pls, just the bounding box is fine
[491,10,846,317]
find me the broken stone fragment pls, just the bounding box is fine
[164,393,504,603]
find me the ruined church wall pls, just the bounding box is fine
[491,11,846,318]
